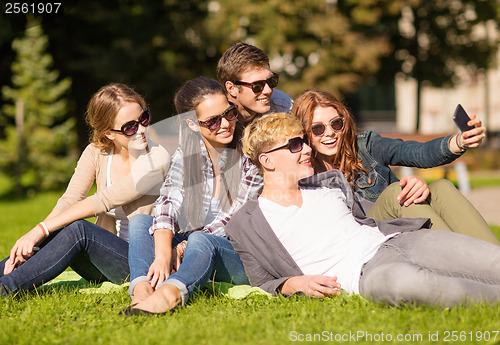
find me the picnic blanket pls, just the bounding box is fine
[43,271,272,299]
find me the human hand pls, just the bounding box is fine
[170,240,187,273]
[147,255,171,290]
[460,114,486,149]
[4,226,45,275]
[282,275,341,298]
[397,175,430,206]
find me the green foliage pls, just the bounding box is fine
[205,0,392,97]
[1,18,76,193]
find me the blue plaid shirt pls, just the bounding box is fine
[150,141,262,237]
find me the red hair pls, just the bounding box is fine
[291,89,368,186]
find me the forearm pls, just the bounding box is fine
[42,198,96,234]
[153,229,174,263]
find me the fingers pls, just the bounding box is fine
[462,114,485,148]
[305,276,341,298]
[397,176,429,206]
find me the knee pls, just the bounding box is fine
[128,214,153,237]
[428,179,457,200]
[362,265,421,306]
[186,231,215,252]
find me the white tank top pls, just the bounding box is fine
[104,148,130,242]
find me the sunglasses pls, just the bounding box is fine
[198,103,238,131]
[264,136,309,154]
[110,110,151,136]
[233,73,279,93]
[311,118,344,136]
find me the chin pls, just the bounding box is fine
[129,141,149,151]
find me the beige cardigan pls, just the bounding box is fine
[54,141,170,234]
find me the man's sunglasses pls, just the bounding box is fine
[110,110,151,136]
[264,136,309,154]
[198,103,238,131]
[233,73,279,94]
[311,118,344,136]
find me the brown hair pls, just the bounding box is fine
[85,83,147,150]
[243,112,303,174]
[173,77,243,231]
[291,89,367,186]
[216,42,270,93]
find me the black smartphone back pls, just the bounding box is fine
[453,104,474,132]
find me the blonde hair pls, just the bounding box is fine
[243,112,304,173]
[85,83,147,150]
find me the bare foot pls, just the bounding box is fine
[133,284,182,314]
[131,281,154,305]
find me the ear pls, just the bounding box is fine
[226,81,239,99]
[186,118,199,132]
[258,153,275,172]
[104,130,115,141]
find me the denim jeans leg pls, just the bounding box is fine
[0,219,129,297]
[127,214,188,298]
[360,230,500,307]
[163,231,249,305]
[128,214,155,295]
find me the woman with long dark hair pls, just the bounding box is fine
[125,77,262,314]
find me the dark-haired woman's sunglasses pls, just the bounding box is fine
[264,136,309,154]
[110,110,151,136]
[198,103,238,131]
[233,73,279,93]
[311,118,344,136]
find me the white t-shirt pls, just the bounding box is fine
[258,186,397,294]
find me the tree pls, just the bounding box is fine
[339,0,499,130]
[1,17,76,193]
[204,0,392,98]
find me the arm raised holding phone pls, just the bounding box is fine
[450,104,486,153]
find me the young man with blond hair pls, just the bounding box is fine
[217,42,293,125]
[225,112,500,307]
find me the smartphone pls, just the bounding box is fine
[453,104,474,132]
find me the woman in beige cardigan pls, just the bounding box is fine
[0,83,170,297]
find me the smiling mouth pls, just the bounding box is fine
[257,98,270,104]
[322,138,337,145]
[217,129,231,136]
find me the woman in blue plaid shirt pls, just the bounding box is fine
[124,77,262,315]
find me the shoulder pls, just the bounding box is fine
[78,143,106,166]
[270,89,293,113]
[144,140,171,168]
[357,130,381,143]
[225,199,259,235]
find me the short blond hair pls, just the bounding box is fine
[242,113,304,173]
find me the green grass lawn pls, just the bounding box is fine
[1,191,500,344]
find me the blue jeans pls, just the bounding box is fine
[128,214,248,304]
[128,214,186,283]
[0,220,129,297]
[359,230,500,307]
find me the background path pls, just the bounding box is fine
[466,187,500,226]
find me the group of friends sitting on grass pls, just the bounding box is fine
[2,42,500,315]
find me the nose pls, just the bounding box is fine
[303,141,312,155]
[220,116,230,128]
[261,82,273,94]
[137,123,147,135]
[323,123,335,136]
